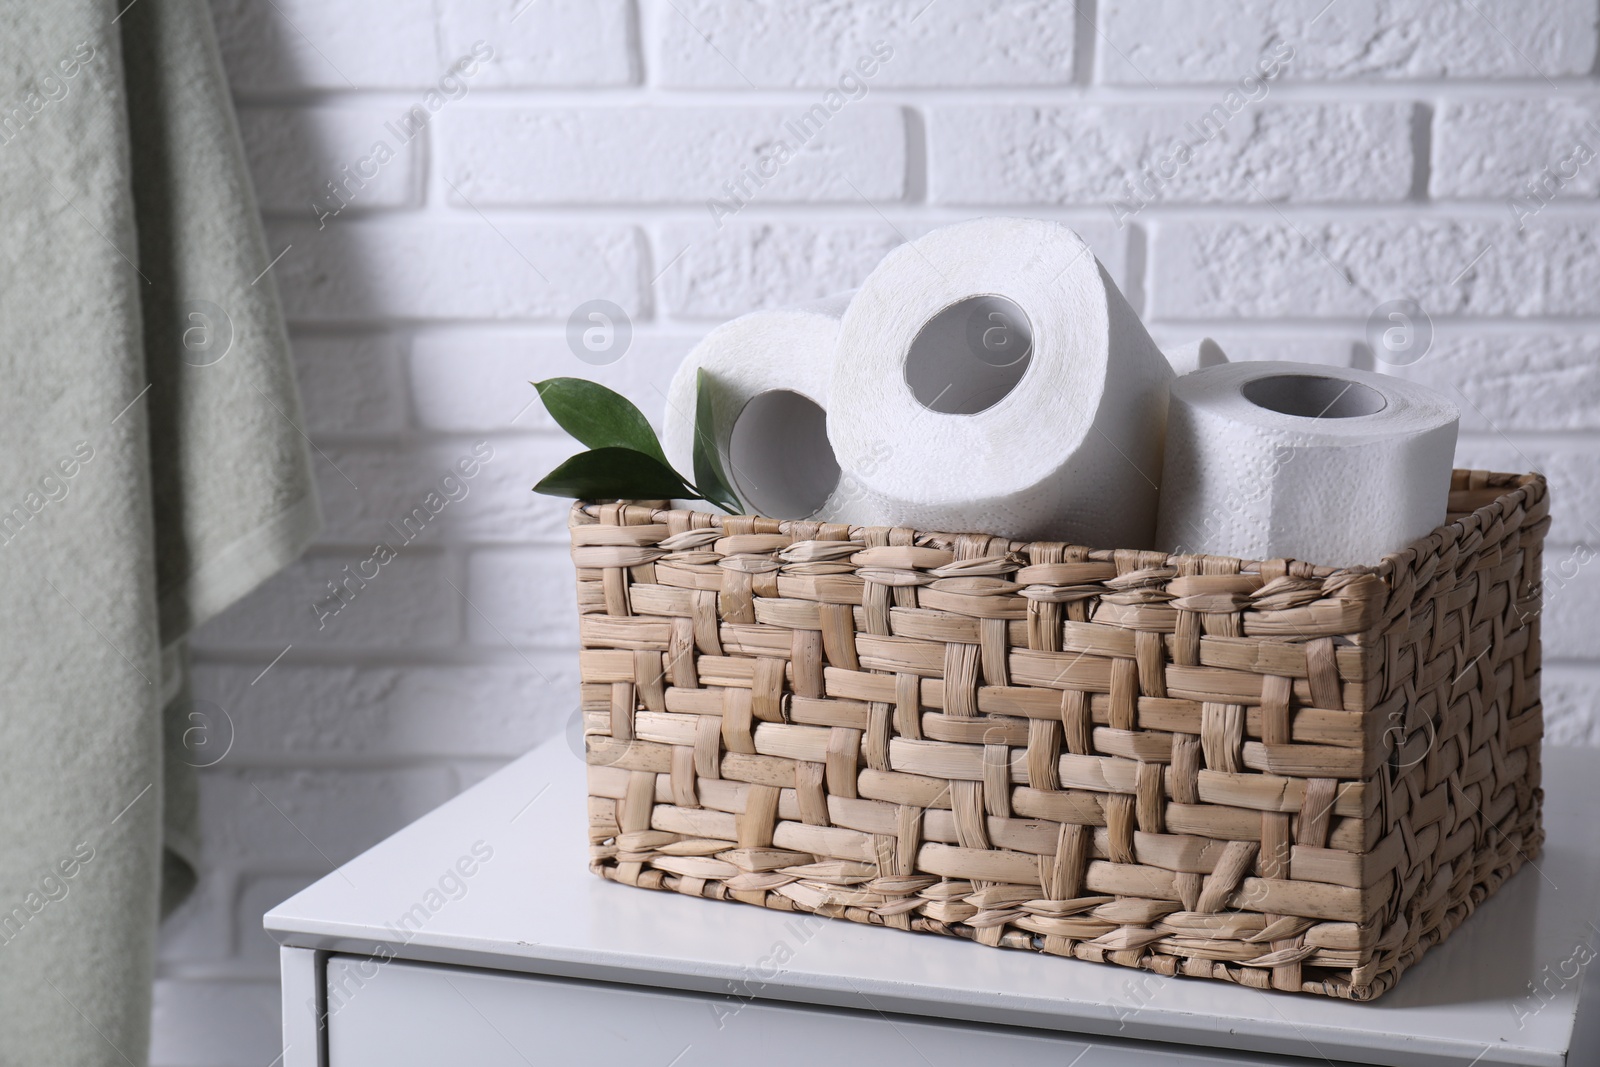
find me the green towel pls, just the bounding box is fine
[0,1,319,1063]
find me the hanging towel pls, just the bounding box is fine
[0,1,320,1063]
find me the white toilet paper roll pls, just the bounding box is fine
[1155,361,1459,566]
[1163,337,1228,377]
[827,217,1174,545]
[662,293,850,520]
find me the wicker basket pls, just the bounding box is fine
[573,469,1548,1000]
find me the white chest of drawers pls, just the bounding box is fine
[267,740,1600,1066]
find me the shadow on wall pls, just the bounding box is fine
[154,9,578,1061]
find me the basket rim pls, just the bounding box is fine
[571,469,1546,585]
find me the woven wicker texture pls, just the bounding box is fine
[575,470,1548,1000]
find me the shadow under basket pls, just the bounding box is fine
[571,470,1549,1001]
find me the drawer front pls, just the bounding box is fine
[324,955,1318,1066]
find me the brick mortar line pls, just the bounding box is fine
[261,204,1600,224]
[224,80,1600,108]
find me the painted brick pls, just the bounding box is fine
[1148,218,1600,320]
[658,219,1129,320]
[150,979,281,1067]
[307,439,510,544]
[1150,332,1357,367]
[652,0,1074,88]
[197,767,456,869]
[1381,333,1600,432]
[306,436,583,546]
[1543,669,1600,745]
[292,333,406,435]
[266,220,645,323]
[238,107,419,216]
[441,106,906,206]
[1452,437,1600,546]
[314,436,592,547]
[188,661,573,760]
[210,0,441,91]
[312,433,677,548]
[1540,543,1600,661]
[190,551,462,650]
[407,331,693,433]
[931,103,1411,206]
[439,0,636,86]
[1097,0,1597,83]
[511,489,592,547]
[465,547,580,648]
[460,437,595,544]
[1433,96,1600,201]
[657,222,902,319]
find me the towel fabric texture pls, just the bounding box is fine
[0,1,319,1063]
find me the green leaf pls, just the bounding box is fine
[533,378,667,465]
[692,368,743,514]
[532,447,696,502]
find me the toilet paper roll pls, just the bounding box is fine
[827,217,1174,545]
[1163,337,1228,377]
[1155,361,1459,566]
[662,293,850,520]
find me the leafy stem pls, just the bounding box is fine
[529,376,742,514]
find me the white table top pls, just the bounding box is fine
[267,739,1600,1067]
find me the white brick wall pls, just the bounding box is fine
[650,1,1076,87]
[439,106,909,203]
[163,2,1600,1062]
[1095,0,1597,82]
[930,102,1415,204]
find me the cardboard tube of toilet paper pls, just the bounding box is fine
[1155,361,1460,567]
[662,293,850,520]
[828,217,1174,545]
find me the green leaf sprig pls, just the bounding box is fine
[531,373,742,514]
